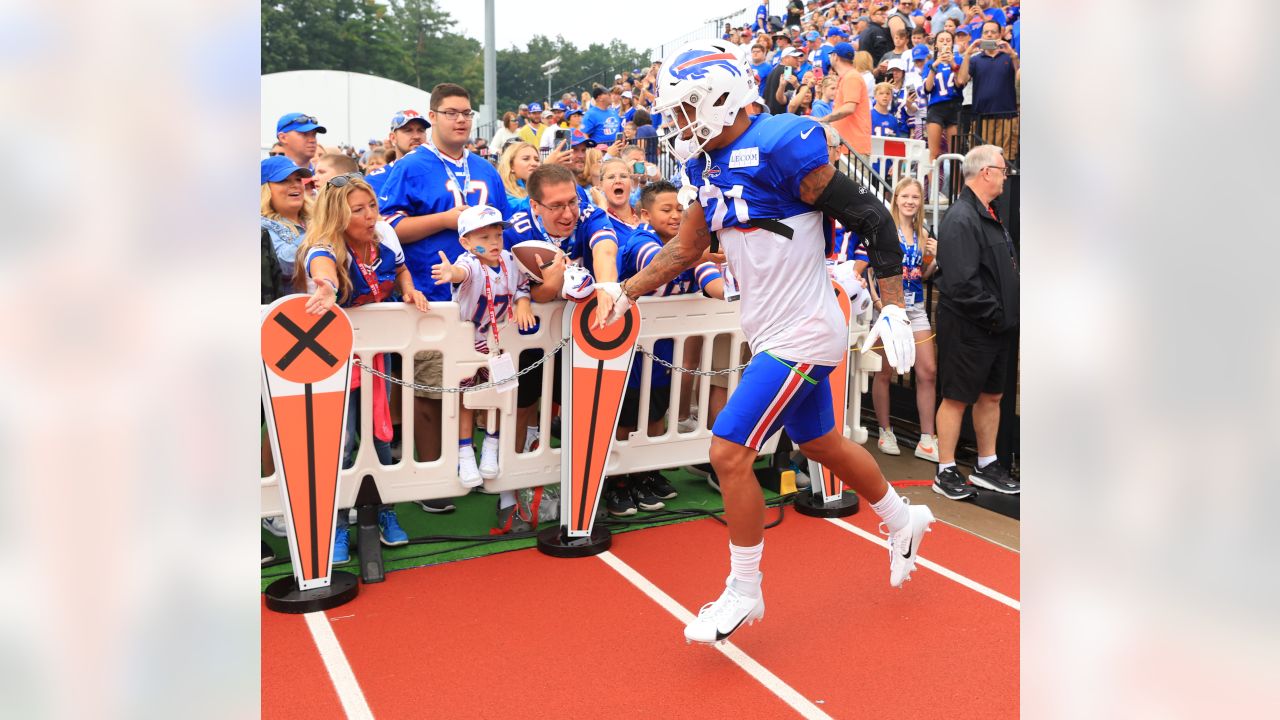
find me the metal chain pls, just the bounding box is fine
[635,346,749,377]
[353,338,571,394]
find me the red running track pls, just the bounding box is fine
[263,507,1019,719]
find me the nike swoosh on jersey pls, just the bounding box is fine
[799,126,818,140]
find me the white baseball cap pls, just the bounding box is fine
[621,90,633,99]
[457,205,510,237]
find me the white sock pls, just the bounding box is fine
[498,490,517,509]
[938,461,956,474]
[870,484,910,534]
[728,540,764,597]
[977,454,998,469]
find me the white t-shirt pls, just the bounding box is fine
[452,250,531,354]
[716,211,848,366]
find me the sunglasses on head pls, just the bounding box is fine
[325,173,365,189]
[286,115,319,127]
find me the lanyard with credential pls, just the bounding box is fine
[352,244,384,302]
[427,143,473,207]
[482,259,507,353]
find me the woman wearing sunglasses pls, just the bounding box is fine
[293,173,431,564]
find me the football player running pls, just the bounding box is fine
[596,40,936,645]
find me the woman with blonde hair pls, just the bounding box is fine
[261,156,314,290]
[853,50,877,104]
[497,141,541,215]
[867,176,940,462]
[597,157,641,242]
[578,146,607,208]
[295,173,431,564]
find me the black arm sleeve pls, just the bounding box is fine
[812,170,902,278]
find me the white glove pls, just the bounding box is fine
[561,265,596,301]
[827,261,872,315]
[861,304,916,374]
[593,281,632,326]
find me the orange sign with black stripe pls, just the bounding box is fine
[810,284,852,502]
[261,295,354,590]
[561,299,642,537]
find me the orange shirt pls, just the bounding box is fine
[833,69,871,156]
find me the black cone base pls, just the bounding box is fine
[264,571,359,614]
[793,489,860,518]
[536,524,612,558]
[968,488,1019,519]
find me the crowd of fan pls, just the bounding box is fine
[260,0,1021,565]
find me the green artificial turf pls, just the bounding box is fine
[261,460,786,592]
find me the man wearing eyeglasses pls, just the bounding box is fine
[931,144,1020,500]
[275,112,327,172]
[377,83,512,480]
[365,109,429,196]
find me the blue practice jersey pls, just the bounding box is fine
[377,146,511,301]
[581,104,622,145]
[364,163,392,195]
[502,204,618,277]
[751,60,774,84]
[871,107,905,137]
[926,59,959,106]
[683,113,829,232]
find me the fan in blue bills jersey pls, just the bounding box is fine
[502,177,618,278]
[364,109,430,195]
[377,142,510,301]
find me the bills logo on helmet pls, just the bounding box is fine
[670,50,743,80]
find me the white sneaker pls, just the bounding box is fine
[458,450,483,488]
[479,435,500,480]
[261,516,288,537]
[914,435,940,462]
[878,427,901,456]
[883,502,936,588]
[677,416,699,433]
[683,579,765,644]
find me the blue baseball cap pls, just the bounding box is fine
[911,45,930,62]
[805,30,820,42]
[276,112,327,135]
[391,109,429,130]
[553,101,567,111]
[827,27,848,38]
[261,156,312,184]
[832,42,856,60]
[528,102,543,113]
[564,108,583,120]
[569,129,595,148]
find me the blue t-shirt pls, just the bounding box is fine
[1011,19,1020,56]
[810,98,833,118]
[819,45,834,74]
[377,146,511,301]
[502,204,618,277]
[871,107,905,137]
[960,21,985,40]
[303,235,404,308]
[753,3,768,32]
[623,107,636,124]
[581,104,622,145]
[926,58,959,106]
[752,60,774,84]
[683,113,829,233]
[364,163,393,195]
[984,7,1007,28]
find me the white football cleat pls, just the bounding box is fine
[683,579,765,644]
[884,502,935,588]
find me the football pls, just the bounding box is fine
[511,239,563,284]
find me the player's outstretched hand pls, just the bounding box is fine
[432,251,454,285]
[592,282,632,329]
[861,304,916,374]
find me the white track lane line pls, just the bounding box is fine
[304,611,375,720]
[597,551,833,720]
[824,517,1021,611]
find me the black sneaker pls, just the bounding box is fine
[932,466,976,500]
[683,463,720,494]
[969,461,1020,495]
[606,479,638,517]
[417,497,457,513]
[631,475,666,511]
[642,471,678,500]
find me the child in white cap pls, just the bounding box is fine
[431,205,534,502]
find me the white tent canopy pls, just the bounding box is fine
[261,70,437,153]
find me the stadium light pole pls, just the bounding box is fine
[541,56,560,107]
[484,0,496,133]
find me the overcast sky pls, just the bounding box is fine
[435,0,758,56]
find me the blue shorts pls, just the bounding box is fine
[711,352,836,451]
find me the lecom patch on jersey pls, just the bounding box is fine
[729,147,760,168]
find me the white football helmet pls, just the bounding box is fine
[561,264,596,302]
[654,40,757,156]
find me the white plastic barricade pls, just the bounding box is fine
[262,295,880,517]
[869,135,930,189]
[928,152,965,229]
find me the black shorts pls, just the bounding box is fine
[618,384,671,429]
[516,348,562,409]
[936,305,1012,404]
[925,100,961,128]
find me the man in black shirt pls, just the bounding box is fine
[763,47,803,115]
[785,0,803,27]
[857,4,894,70]
[932,144,1021,500]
